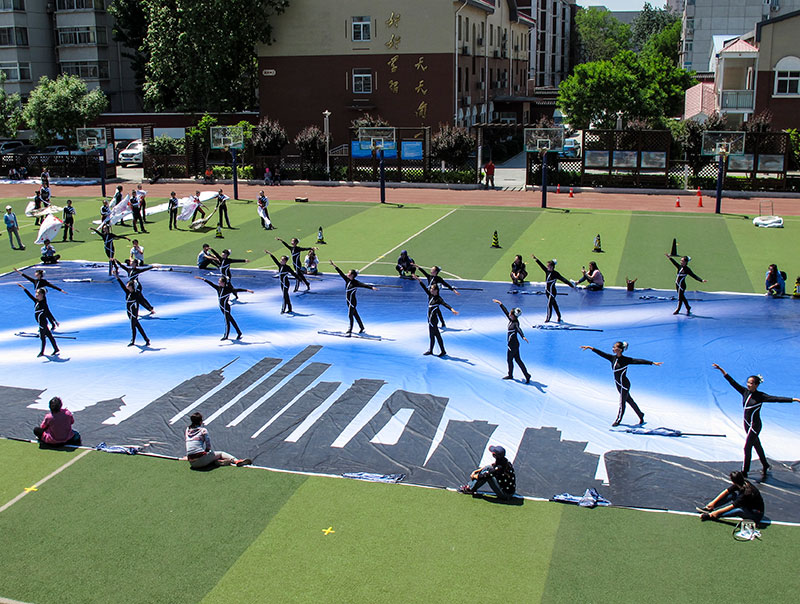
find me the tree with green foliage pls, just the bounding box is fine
[631,3,679,52]
[252,117,288,156]
[107,0,148,95]
[431,124,476,167]
[294,126,326,164]
[641,19,682,64]
[146,134,185,156]
[22,75,108,146]
[187,113,218,171]
[0,72,22,139]
[575,7,631,62]
[140,0,288,112]
[558,51,694,129]
[787,128,800,170]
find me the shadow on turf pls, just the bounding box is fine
[471,493,525,506]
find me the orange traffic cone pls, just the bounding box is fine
[569,187,574,198]
[697,195,703,208]
[675,197,681,208]
[696,187,702,197]
[557,184,561,194]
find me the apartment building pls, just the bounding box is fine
[0,0,138,111]
[680,0,800,72]
[256,0,535,145]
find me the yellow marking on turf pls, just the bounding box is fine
[0,449,91,514]
[322,526,335,535]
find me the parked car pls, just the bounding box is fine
[8,144,39,155]
[118,140,143,165]
[0,141,25,154]
[39,145,90,156]
[558,138,581,158]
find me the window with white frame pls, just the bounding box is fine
[56,0,104,9]
[57,26,106,45]
[352,68,372,94]
[774,56,800,95]
[0,0,25,10]
[352,16,370,42]
[0,61,30,80]
[0,27,27,46]
[60,60,109,79]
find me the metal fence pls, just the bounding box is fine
[1,153,115,180]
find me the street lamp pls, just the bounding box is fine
[323,110,331,179]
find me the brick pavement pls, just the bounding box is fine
[2,180,798,216]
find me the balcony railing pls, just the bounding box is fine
[720,89,754,111]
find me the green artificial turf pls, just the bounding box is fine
[1,440,799,604]
[0,444,306,604]
[541,505,800,603]
[202,477,562,604]
[0,439,85,506]
[2,196,799,295]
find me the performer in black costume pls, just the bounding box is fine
[532,254,575,322]
[412,274,458,357]
[216,189,232,229]
[265,250,298,314]
[114,268,150,347]
[129,187,146,233]
[61,199,75,241]
[413,264,460,328]
[17,285,59,357]
[581,341,662,426]
[194,276,252,340]
[15,268,65,329]
[90,224,130,275]
[100,199,111,225]
[277,237,315,292]
[211,249,250,300]
[493,299,531,383]
[329,260,377,335]
[257,190,273,229]
[665,253,706,315]
[33,189,43,225]
[168,191,179,230]
[712,364,799,481]
[112,258,156,315]
[111,185,127,227]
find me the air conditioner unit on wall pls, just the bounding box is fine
[477,81,485,90]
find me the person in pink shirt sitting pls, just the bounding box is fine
[33,397,81,446]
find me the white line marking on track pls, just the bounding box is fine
[0,448,92,514]
[359,208,457,274]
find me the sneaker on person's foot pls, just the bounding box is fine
[236,458,252,467]
[502,375,513,380]
[700,513,712,521]
[457,485,472,494]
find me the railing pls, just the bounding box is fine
[720,89,754,111]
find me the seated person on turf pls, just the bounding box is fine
[40,239,60,264]
[33,397,81,446]
[510,255,527,286]
[396,250,416,277]
[765,264,785,297]
[185,412,251,469]
[575,261,604,290]
[197,243,220,270]
[458,445,516,500]
[698,471,764,523]
[303,249,319,275]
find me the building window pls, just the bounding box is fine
[58,26,106,46]
[60,60,109,79]
[774,56,800,95]
[352,68,372,94]
[56,0,104,9]
[352,16,370,42]
[0,0,25,10]
[0,61,30,80]
[683,41,693,53]
[0,27,27,46]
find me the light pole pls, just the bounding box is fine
[323,110,331,179]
